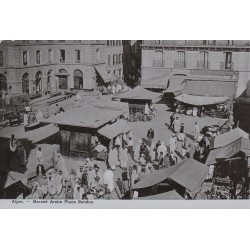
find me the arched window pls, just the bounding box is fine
[22,73,29,93]
[0,74,7,91]
[74,70,83,90]
[154,50,164,67]
[35,71,43,93]
[57,69,68,89]
[155,50,163,61]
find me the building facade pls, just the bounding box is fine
[141,40,250,98]
[0,40,124,97]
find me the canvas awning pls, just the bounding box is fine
[175,94,229,106]
[134,190,184,200]
[117,86,162,101]
[164,77,186,93]
[141,76,170,89]
[94,65,111,83]
[211,128,249,149]
[206,137,250,165]
[98,119,132,140]
[181,79,236,98]
[132,158,208,198]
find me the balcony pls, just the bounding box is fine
[153,60,165,67]
[197,61,210,69]
[174,61,187,69]
[220,62,234,70]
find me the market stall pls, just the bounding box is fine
[97,119,132,150]
[132,158,208,199]
[113,86,162,122]
[174,94,229,118]
[206,137,250,188]
[41,105,124,158]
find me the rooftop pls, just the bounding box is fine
[42,104,123,129]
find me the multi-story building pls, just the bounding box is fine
[104,40,123,81]
[0,40,124,97]
[141,40,250,98]
[122,40,142,87]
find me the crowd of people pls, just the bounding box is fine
[22,148,115,200]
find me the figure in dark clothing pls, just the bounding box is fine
[169,113,175,130]
[155,140,161,161]
[147,128,154,145]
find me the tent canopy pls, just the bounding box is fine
[98,119,132,140]
[132,158,208,198]
[94,65,111,83]
[164,76,186,93]
[41,105,123,129]
[181,79,236,98]
[206,137,250,165]
[134,190,184,200]
[175,94,229,106]
[117,86,162,101]
[211,128,249,149]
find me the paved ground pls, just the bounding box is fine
[0,92,228,198]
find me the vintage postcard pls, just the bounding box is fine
[1,40,250,208]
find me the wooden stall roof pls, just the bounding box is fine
[98,119,132,140]
[41,104,123,129]
[116,86,162,101]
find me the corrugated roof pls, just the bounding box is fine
[206,137,250,165]
[212,128,249,149]
[175,94,229,106]
[41,104,123,129]
[98,119,132,139]
[117,86,162,101]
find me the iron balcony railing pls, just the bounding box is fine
[174,61,187,69]
[220,62,234,70]
[197,61,210,69]
[153,60,165,67]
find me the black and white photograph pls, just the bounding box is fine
[1,39,250,206]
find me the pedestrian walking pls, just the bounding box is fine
[147,128,154,145]
[169,113,175,130]
[179,123,185,141]
[169,134,177,153]
[173,117,181,139]
[193,122,200,141]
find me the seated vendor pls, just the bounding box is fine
[94,141,107,153]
